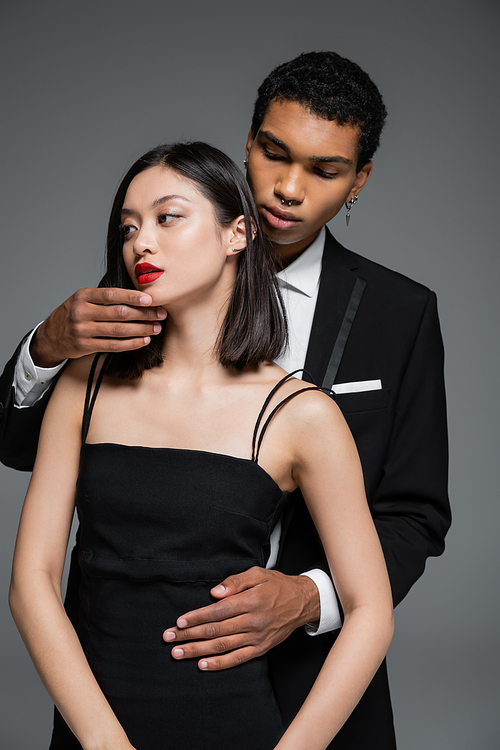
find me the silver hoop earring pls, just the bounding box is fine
[345,194,358,227]
[243,159,248,167]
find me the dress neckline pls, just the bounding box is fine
[82,355,322,496]
[82,441,290,495]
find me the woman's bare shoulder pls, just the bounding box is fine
[62,353,103,387]
[281,381,344,429]
[49,355,107,414]
[254,366,349,448]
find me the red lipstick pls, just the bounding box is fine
[261,205,301,230]
[135,262,164,285]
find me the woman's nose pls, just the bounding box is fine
[133,225,159,255]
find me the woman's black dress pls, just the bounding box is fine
[49,357,318,750]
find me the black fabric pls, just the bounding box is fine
[271,630,395,749]
[271,230,450,749]
[0,333,60,471]
[50,362,300,750]
[321,276,367,390]
[0,231,450,749]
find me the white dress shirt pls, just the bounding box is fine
[13,226,342,634]
[14,322,67,408]
[274,228,324,376]
[270,227,342,634]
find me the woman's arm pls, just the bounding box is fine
[275,392,394,750]
[9,359,136,750]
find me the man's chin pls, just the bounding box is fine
[264,225,309,246]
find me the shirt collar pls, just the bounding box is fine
[277,226,325,298]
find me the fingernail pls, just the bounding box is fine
[164,631,175,641]
[143,337,151,344]
[172,648,184,658]
[140,295,151,305]
[199,661,208,670]
[157,308,167,319]
[153,324,161,333]
[212,584,226,595]
[177,618,188,628]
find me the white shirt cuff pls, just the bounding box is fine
[300,569,342,635]
[13,323,67,407]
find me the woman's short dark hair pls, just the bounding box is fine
[102,141,287,379]
[251,51,387,171]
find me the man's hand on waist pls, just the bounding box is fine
[30,287,167,367]
[162,567,320,671]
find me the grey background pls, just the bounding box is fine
[1,1,498,748]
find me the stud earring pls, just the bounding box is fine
[345,194,358,227]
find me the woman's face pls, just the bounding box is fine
[121,165,244,310]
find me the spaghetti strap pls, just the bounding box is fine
[251,370,302,461]
[251,369,333,464]
[81,354,111,443]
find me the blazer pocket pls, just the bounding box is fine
[335,387,392,414]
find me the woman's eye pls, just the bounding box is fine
[158,213,179,224]
[119,223,136,239]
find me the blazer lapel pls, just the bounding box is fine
[303,229,360,386]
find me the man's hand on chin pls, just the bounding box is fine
[30,287,167,367]
[162,567,320,671]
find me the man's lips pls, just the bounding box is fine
[135,262,164,285]
[261,205,301,229]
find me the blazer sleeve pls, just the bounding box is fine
[0,334,57,472]
[371,291,451,606]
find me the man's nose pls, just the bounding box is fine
[275,164,305,205]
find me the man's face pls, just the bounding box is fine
[246,100,372,262]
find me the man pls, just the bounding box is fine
[0,52,450,748]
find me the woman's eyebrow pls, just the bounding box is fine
[151,194,192,208]
[121,194,192,216]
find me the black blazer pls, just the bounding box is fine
[0,230,450,749]
[0,333,62,471]
[270,229,450,748]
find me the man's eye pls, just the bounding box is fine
[263,147,285,161]
[314,167,337,180]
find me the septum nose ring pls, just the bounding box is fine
[281,199,293,207]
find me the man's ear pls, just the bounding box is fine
[245,128,255,160]
[348,161,373,201]
[225,215,248,255]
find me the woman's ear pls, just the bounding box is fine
[225,215,249,255]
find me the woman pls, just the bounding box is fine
[10,142,393,750]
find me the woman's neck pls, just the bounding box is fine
[160,297,229,383]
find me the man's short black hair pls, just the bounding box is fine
[251,51,387,171]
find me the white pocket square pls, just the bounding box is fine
[331,379,382,395]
